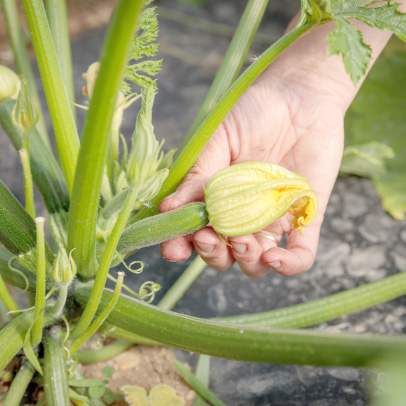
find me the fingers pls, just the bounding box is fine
[192,228,279,278]
[160,236,193,262]
[262,220,321,276]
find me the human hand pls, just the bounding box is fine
[160,21,390,278]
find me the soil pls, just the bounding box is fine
[81,345,195,406]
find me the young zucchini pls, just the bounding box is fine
[116,202,209,258]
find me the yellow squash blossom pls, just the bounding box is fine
[205,162,318,237]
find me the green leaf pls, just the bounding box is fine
[344,50,406,219]
[121,383,185,406]
[340,141,394,178]
[102,366,114,378]
[327,17,372,84]
[331,0,375,13]
[122,5,161,94]
[89,385,106,399]
[337,2,406,42]
[23,309,43,376]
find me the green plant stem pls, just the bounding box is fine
[0,100,70,215]
[22,0,79,193]
[19,148,36,218]
[68,0,143,277]
[100,323,160,346]
[132,22,317,223]
[216,272,406,328]
[185,0,269,139]
[75,339,133,364]
[0,274,19,314]
[49,286,68,318]
[0,299,11,323]
[75,286,406,367]
[1,0,50,146]
[158,255,206,310]
[32,217,45,346]
[44,0,75,118]
[44,335,70,406]
[69,273,124,354]
[3,360,35,406]
[194,355,211,406]
[174,359,225,406]
[71,188,138,339]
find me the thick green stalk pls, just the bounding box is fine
[44,335,70,406]
[217,272,406,328]
[68,0,143,277]
[3,360,35,406]
[158,255,207,310]
[71,188,138,338]
[19,148,36,218]
[0,100,70,215]
[22,0,79,192]
[1,0,50,146]
[32,217,45,346]
[75,339,133,364]
[132,22,316,223]
[0,274,19,313]
[69,273,124,354]
[44,0,75,116]
[184,0,269,139]
[74,287,406,367]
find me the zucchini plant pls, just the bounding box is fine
[1,0,406,404]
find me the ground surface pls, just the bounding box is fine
[1,1,406,405]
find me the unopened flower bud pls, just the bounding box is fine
[205,162,318,237]
[82,62,100,99]
[54,244,77,285]
[11,75,39,135]
[0,65,20,102]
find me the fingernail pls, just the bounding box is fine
[195,242,214,254]
[268,261,281,270]
[232,243,247,254]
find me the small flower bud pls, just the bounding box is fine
[205,162,318,237]
[54,244,77,286]
[0,65,20,102]
[11,75,39,135]
[82,62,100,99]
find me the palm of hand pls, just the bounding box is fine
[160,76,345,277]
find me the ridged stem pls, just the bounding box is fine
[132,22,317,223]
[67,0,143,277]
[184,0,269,139]
[70,188,138,339]
[22,0,79,192]
[217,272,406,328]
[32,217,45,346]
[1,0,50,146]
[44,0,75,117]
[69,273,124,354]
[19,148,36,218]
[49,286,68,318]
[3,361,35,406]
[43,335,70,406]
[74,287,406,367]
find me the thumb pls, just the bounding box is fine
[159,127,231,213]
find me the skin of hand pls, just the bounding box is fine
[159,16,392,278]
